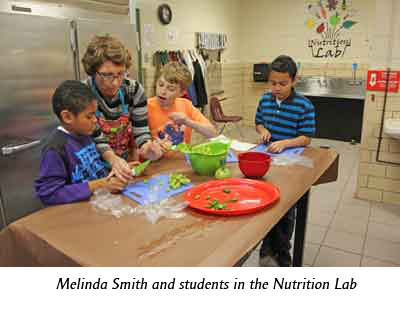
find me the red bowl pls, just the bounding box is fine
[238,152,271,178]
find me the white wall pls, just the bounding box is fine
[370,0,400,68]
[137,0,241,65]
[238,0,375,64]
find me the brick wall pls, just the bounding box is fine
[356,91,400,203]
[241,62,369,128]
[354,0,400,205]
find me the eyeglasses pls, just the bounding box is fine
[96,71,128,82]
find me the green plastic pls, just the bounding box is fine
[179,141,230,176]
[132,160,150,176]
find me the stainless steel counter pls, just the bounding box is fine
[296,76,366,100]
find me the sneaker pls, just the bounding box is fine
[276,250,292,267]
[259,246,279,267]
[259,254,279,267]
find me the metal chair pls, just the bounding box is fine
[209,96,243,138]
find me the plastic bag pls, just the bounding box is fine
[91,187,188,223]
[119,184,187,224]
[90,189,136,218]
[135,199,188,224]
[134,184,188,224]
[271,154,314,168]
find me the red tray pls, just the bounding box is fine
[184,178,280,216]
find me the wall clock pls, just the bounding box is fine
[158,4,172,25]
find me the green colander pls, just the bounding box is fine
[177,141,231,176]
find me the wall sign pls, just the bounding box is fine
[305,0,358,58]
[366,70,400,93]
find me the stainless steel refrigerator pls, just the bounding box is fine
[0,2,138,229]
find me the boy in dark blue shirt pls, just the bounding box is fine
[255,55,316,266]
[35,80,127,206]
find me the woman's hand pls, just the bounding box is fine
[155,138,172,153]
[139,141,163,161]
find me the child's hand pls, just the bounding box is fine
[267,140,288,153]
[108,156,134,182]
[259,127,271,143]
[169,112,188,126]
[104,176,128,193]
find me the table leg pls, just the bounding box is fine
[292,190,310,267]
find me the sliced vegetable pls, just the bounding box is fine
[168,173,191,190]
[131,160,150,176]
[205,198,228,210]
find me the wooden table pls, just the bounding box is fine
[0,148,338,267]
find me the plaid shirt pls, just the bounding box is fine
[83,77,151,153]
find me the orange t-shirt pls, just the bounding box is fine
[147,97,212,145]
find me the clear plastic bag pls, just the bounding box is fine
[271,154,314,168]
[91,182,188,223]
[135,185,188,224]
[90,189,136,218]
[135,199,188,224]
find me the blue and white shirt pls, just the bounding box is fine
[255,90,316,141]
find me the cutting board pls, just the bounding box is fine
[122,174,193,205]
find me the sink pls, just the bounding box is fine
[384,119,400,139]
[295,76,365,99]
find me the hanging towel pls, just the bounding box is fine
[197,32,227,50]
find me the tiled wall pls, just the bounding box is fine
[240,62,369,127]
[355,0,400,205]
[356,91,400,204]
[143,61,370,136]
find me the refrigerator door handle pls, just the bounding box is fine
[1,140,41,156]
[70,22,77,53]
[69,20,80,80]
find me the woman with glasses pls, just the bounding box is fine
[82,34,162,182]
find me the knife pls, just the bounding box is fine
[129,191,142,198]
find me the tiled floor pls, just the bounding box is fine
[219,125,400,267]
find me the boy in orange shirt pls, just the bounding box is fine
[148,62,217,152]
